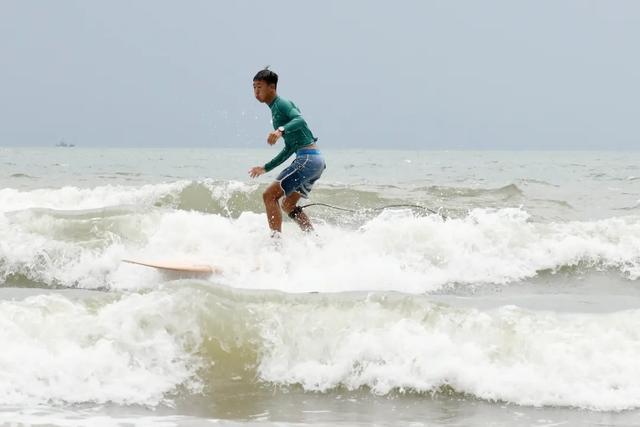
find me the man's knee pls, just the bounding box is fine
[263,188,281,204]
[281,199,295,213]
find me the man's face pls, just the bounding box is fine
[253,80,275,103]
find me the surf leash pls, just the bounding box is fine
[300,202,447,219]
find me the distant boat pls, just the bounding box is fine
[55,139,75,148]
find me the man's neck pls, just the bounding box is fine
[266,93,278,106]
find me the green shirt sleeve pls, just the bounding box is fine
[264,143,295,173]
[281,102,308,134]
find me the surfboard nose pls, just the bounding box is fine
[122,259,219,274]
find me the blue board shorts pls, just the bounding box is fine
[276,149,326,198]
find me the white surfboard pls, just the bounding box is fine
[122,259,219,274]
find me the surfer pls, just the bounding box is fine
[249,68,326,236]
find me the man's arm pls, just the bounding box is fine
[279,100,308,134]
[264,144,295,172]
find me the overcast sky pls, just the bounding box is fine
[1,0,639,149]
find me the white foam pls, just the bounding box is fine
[139,207,640,293]
[0,291,202,406]
[2,206,640,291]
[255,299,640,410]
[203,179,259,205]
[0,182,189,212]
[3,283,640,410]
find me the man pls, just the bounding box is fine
[249,68,325,236]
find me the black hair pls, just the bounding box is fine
[253,67,278,87]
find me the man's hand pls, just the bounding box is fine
[249,166,266,178]
[267,129,283,145]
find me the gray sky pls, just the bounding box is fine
[1,0,639,149]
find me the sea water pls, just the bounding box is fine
[0,147,639,426]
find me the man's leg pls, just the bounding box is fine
[282,192,314,232]
[263,182,285,233]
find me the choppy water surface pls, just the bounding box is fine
[1,148,639,426]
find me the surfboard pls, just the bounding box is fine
[122,259,219,274]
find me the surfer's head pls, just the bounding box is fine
[253,67,278,103]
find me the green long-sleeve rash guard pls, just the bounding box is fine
[264,96,317,172]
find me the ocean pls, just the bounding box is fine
[1,147,639,426]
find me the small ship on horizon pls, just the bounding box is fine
[55,139,75,148]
